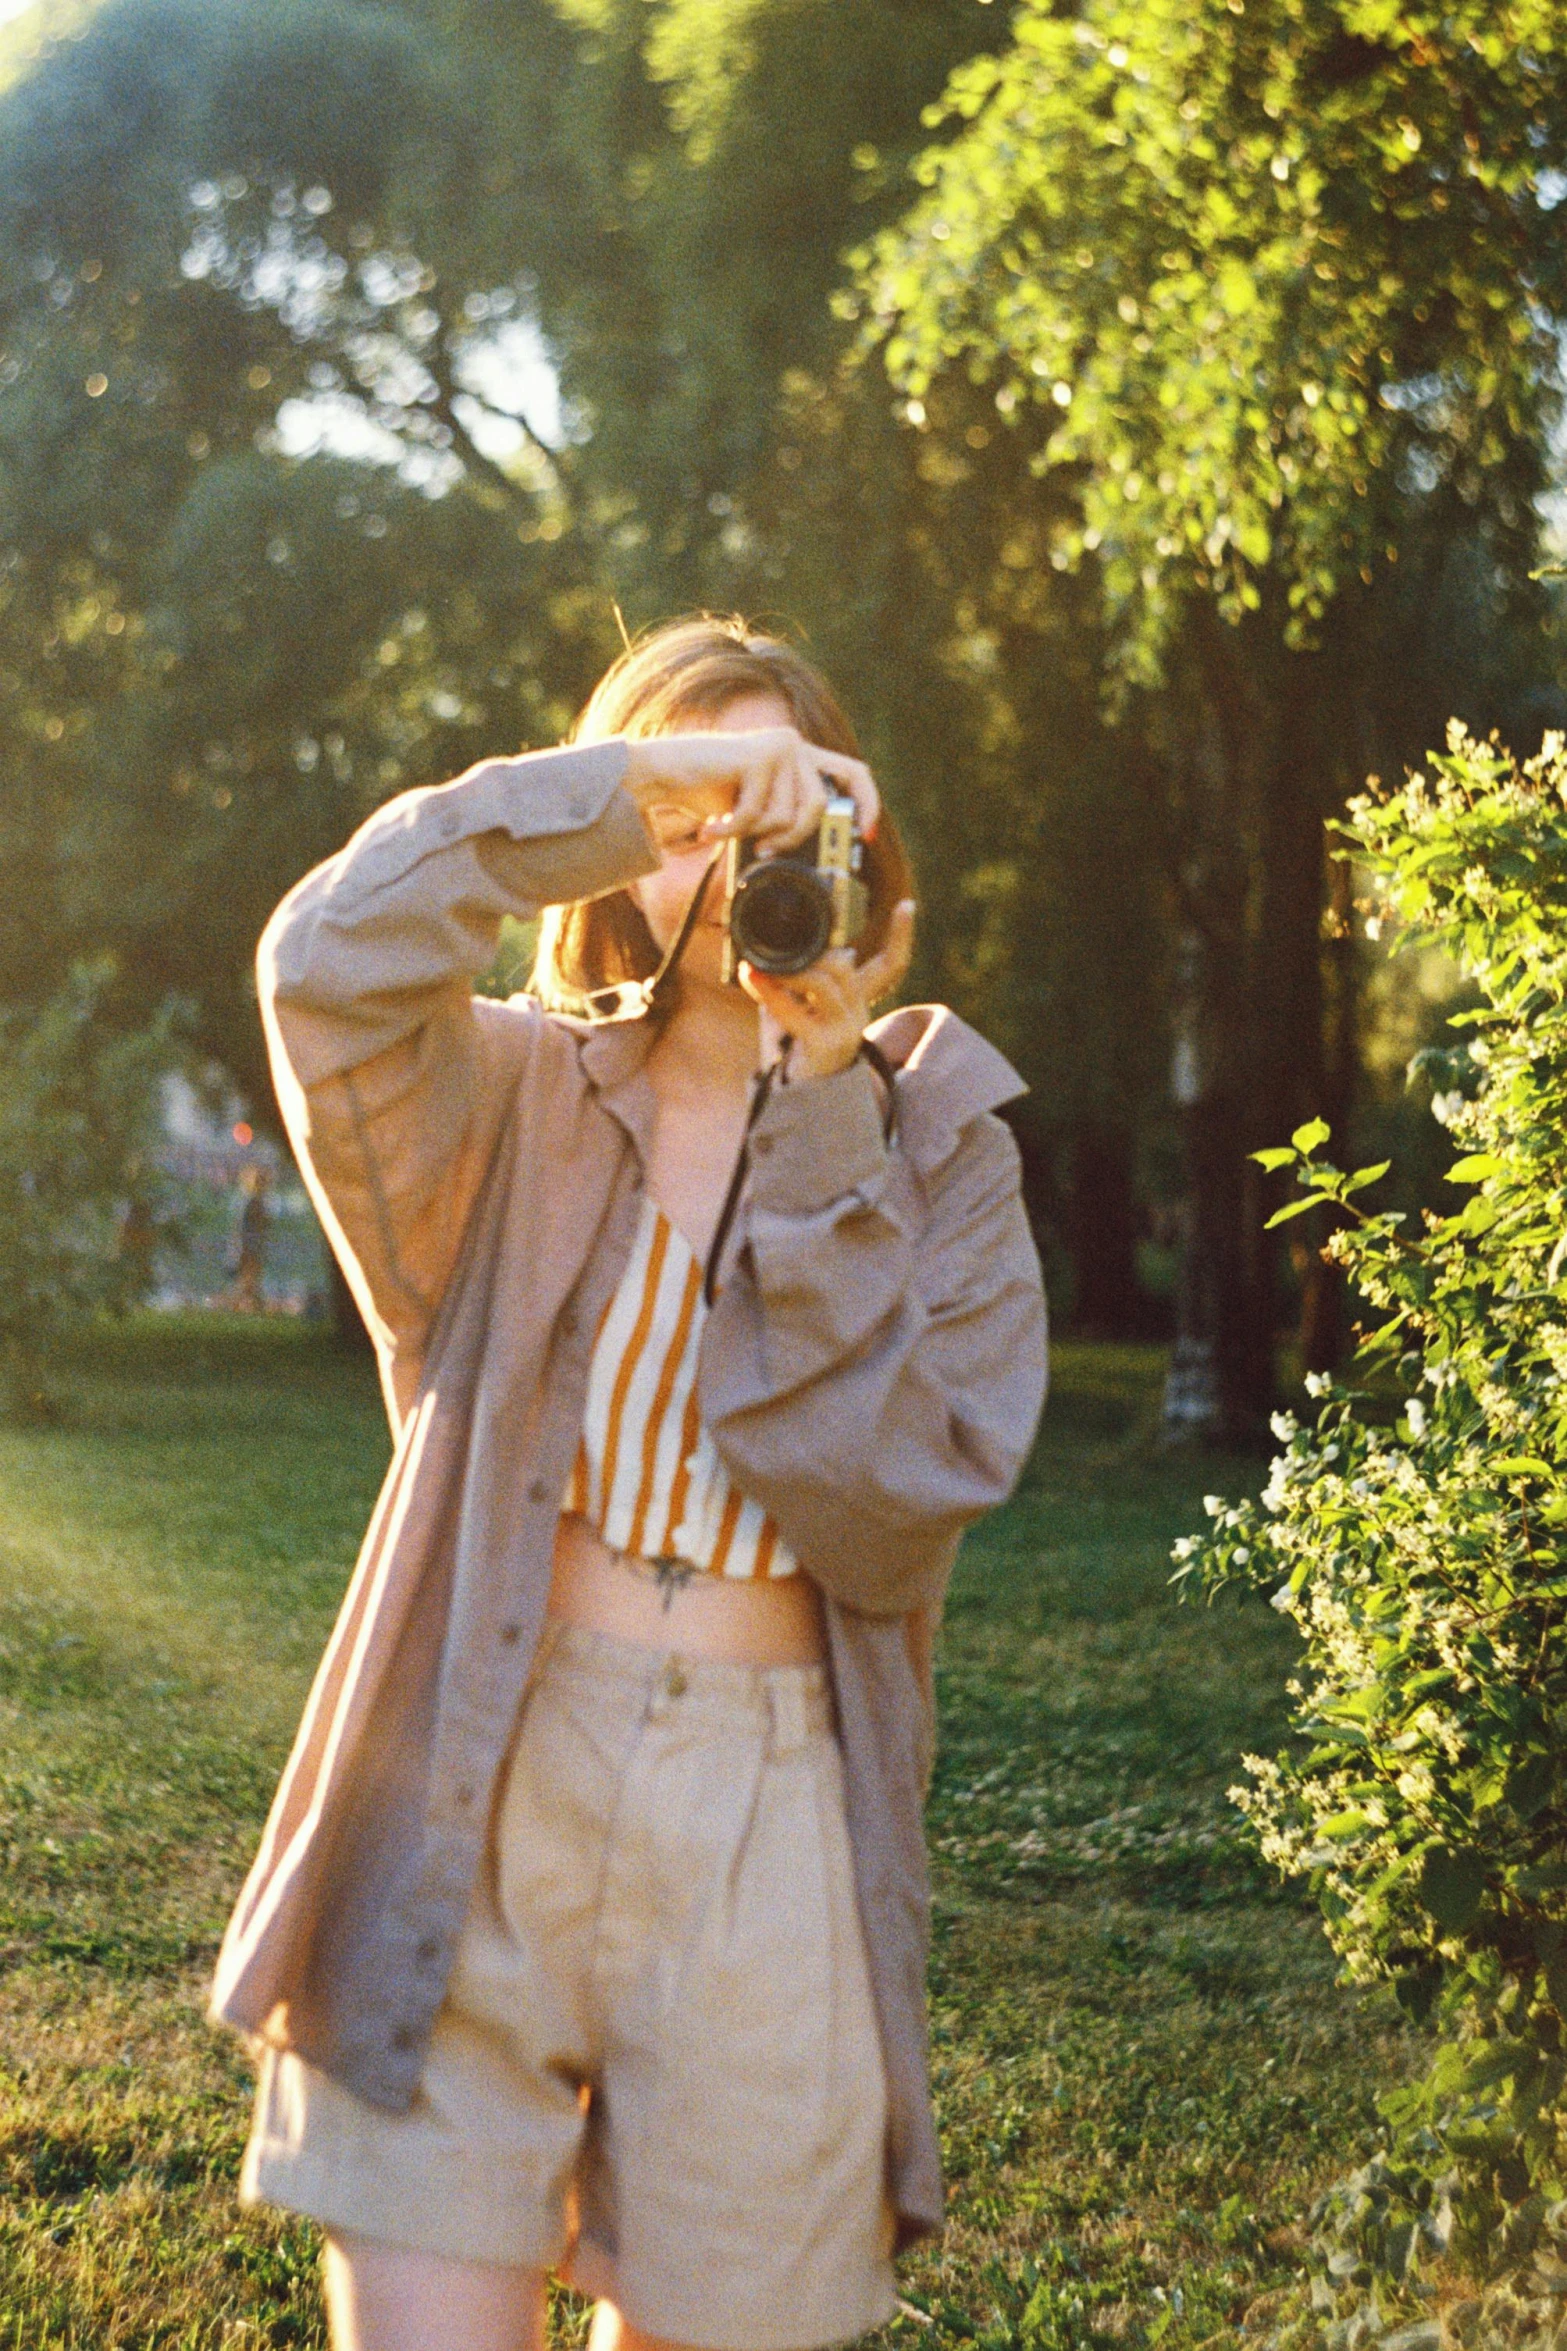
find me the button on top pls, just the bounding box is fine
[663,1661,688,1700]
[391,2024,418,2052]
[454,1784,475,1808]
[752,1135,773,1156]
[415,1935,442,1965]
[499,1622,522,1646]
[528,1476,548,1504]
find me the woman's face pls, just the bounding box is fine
[629,689,797,987]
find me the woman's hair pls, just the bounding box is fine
[529,616,914,1011]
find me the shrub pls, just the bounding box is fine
[1177,726,1567,2286]
[0,960,178,1417]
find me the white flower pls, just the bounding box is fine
[1203,1494,1224,1517]
[1404,1397,1427,1438]
[1304,1371,1331,1398]
[1270,1411,1297,1442]
[1233,1546,1250,1564]
[1271,1581,1296,1613]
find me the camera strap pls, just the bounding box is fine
[582,847,726,1024]
[702,1033,899,1309]
[573,837,898,1303]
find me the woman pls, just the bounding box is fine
[213,618,1048,2351]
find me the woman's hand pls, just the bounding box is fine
[621,728,879,854]
[742,901,917,1081]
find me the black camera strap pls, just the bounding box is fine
[702,1033,898,1308]
[582,847,726,1024]
[573,837,898,1305]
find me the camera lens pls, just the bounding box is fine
[729,861,833,974]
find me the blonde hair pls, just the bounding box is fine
[530,616,913,1011]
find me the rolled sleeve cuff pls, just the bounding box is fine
[460,739,632,845]
[333,740,650,907]
[746,1057,889,1218]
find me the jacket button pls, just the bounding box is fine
[528,1477,548,1504]
[416,1936,442,1965]
[454,1784,474,1808]
[500,1622,522,1645]
[559,1308,579,1337]
[752,1134,773,1156]
[391,2025,418,2052]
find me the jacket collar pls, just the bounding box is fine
[865,1004,1028,1173]
[566,1010,659,1162]
[562,1000,1025,1176]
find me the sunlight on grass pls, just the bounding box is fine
[0,1323,1418,2348]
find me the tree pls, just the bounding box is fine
[0,960,176,1416]
[855,0,1567,1434]
[0,0,1173,1336]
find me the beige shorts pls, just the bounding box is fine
[242,1619,897,2350]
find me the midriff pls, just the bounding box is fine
[547,1511,826,1665]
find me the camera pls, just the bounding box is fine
[722,787,869,980]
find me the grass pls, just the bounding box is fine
[0,1321,1420,2348]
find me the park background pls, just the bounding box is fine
[4,1,1567,2345]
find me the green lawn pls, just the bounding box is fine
[0,1321,1417,2348]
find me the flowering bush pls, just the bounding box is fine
[1177,727,1567,2283]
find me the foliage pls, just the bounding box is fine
[850,0,1567,1425]
[0,960,177,1415]
[1178,727,1567,2282]
[1,0,1563,1378]
[853,0,1567,680]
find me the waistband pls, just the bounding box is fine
[533,1614,835,1748]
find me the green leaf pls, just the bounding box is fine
[1447,1154,1503,1183]
[1251,1146,1298,1172]
[1421,1848,1488,1936]
[1291,1118,1331,1155]
[1265,1196,1326,1229]
[1491,1458,1554,1477]
[1317,1808,1374,1840]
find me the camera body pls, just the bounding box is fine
[722,788,869,981]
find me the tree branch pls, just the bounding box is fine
[425,328,580,532]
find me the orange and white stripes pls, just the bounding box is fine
[563,1194,798,1581]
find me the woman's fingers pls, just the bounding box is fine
[861,899,917,1003]
[821,754,880,843]
[740,900,915,1082]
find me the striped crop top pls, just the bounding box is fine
[563,1192,799,1582]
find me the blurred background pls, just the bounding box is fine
[2,0,1563,1438]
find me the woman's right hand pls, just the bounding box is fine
[621,729,880,856]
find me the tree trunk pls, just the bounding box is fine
[1067,1123,1142,1337]
[1299,831,1359,1373]
[1162,928,1271,1446]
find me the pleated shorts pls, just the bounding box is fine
[242,1616,897,2351]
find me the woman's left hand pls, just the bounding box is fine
[742,900,917,1081]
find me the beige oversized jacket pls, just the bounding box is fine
[211,740,1048,2245]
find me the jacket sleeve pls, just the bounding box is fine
[699,1056,1048,1616]
[256,741,656,1421]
